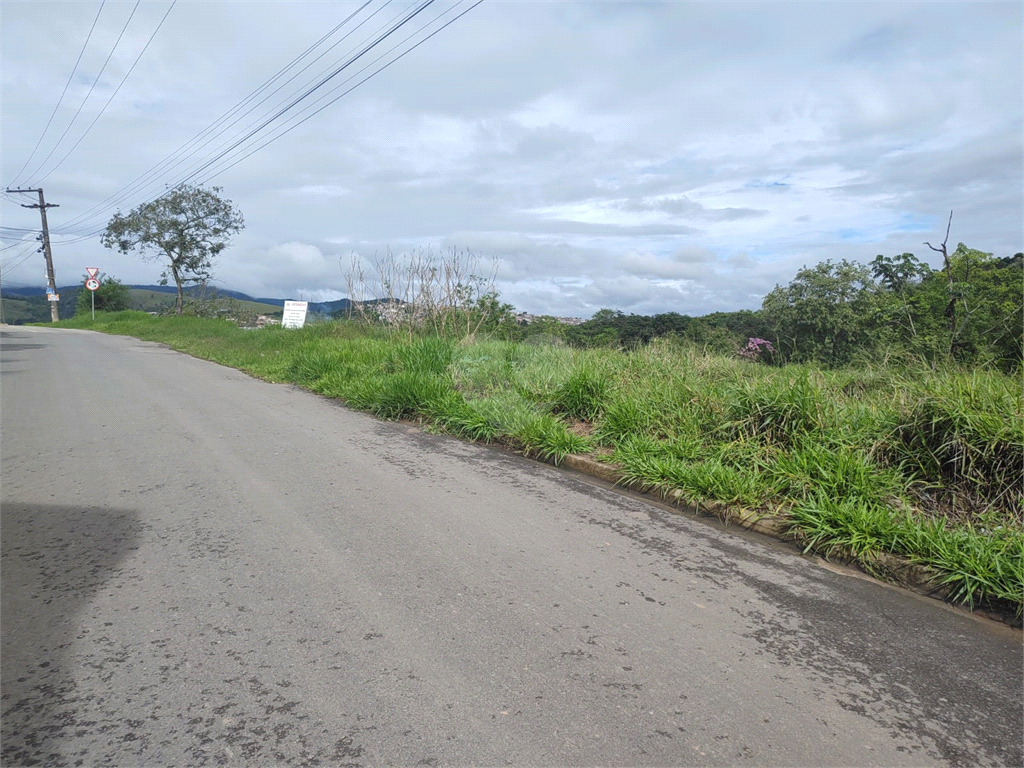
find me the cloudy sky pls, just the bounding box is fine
[2,1,1021,317]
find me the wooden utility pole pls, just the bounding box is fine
[6,187,60,322]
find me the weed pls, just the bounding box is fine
[60,312,1023,613]
[552,366,610,421]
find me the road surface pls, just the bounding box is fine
[2,326,1021,767]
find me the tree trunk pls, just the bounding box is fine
[925,210,955,358]
[172,268,184,315]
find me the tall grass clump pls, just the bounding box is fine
[552,365,610,421]
[364,370,455,420]
[61,312,1022,615]
[724,369,832,446]
[881,369,1023,520]
[386,335,455,376]
[613,435,765,507]
[790,495,1022,611]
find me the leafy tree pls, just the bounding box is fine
[75,273,130,316]
[566,309,624,348]
[940,244,1023,368]
[683,309,773,354]
[101,184,244,314]
[762,259,877,366]
[652,311,692,338]
[869,252,938,357]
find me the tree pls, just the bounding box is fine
[102,184,243,315]
[761,259,876,366]
[75,272,130,316]
[924,210,958,350]
[939,244,1023,368]
[870,252,933,353]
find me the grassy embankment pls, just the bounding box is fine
[55,311,1023,615]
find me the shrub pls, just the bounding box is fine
[552,366,609,421]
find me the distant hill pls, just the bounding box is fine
[122,285,352,316]
[0,283,357,324]
[1,287,81,323]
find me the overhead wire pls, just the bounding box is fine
[17,0,143,185]
[53,0,383,233]
[0,244,42,271]
[0,239,38,254]
[169,0,439,189]
[8,0,107,187]
[53,0,433,233]
[190,0,485,187]
[35,0,178,185]
[40,0,485,245]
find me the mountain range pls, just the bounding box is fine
[2,284,354,316]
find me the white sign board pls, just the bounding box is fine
[281,300,308,329]
[85,267,99,278]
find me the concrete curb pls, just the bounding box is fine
[554,453,1019,627]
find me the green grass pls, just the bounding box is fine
[54,312,1024,615]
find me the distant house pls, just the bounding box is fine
[515,312,585,326]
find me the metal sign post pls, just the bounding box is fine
[85,274,100,320]
[282,300,308,329]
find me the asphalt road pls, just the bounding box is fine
[1,326,1021,767]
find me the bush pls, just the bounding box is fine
[552,366,609,421]
[75,274,131,316]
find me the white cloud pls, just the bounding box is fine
[2,1,1019,318]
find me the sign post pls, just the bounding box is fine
[282,300,308,329]
[85,271,100,320]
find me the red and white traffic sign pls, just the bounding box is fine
[85,278,100,291]
[85,267,99,278]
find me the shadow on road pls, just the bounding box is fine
[1,502,142,767]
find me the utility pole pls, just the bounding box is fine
[6,187,60,322]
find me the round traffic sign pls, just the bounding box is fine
[85,278,101,291]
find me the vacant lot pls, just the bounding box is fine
[55,311,1023,616]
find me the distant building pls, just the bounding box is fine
[514,312,586,326]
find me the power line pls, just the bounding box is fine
[53,0,383,234]
[171,0,439,189]
[35,1,177,185]
[56,0,434,232]
[193,0,485,187]
[9,1,107,187]
[18,1,143,184]
[95,0,456,210]
[41,0,484,244]
[0,244,42,271]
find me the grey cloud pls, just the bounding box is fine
[2,1,1019,318]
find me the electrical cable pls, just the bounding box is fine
[53,0,383,233]
[192,0,483,187]
[44,0,483,244]
[170,0,438,189]
[58,0,436,231]
[35,1,178,184]
[0,244,42,271]
[9,0,106,187]
[0,240,37,253]
[18,1,142,184]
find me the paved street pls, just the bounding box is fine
[2,326,1021,766]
